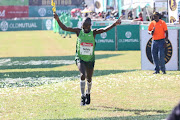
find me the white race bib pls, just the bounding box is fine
[80,42,93,55]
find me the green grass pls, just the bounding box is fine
[0,31,180,119]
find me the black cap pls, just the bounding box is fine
[153,12,160,16]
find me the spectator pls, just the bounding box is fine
[128,11,133,20]
[148,12,168,74]
[133,12,143,21]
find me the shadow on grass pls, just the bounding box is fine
[65,114,168,120]
[67,106,169,119]
[0,54,123,70]
[0,69,137,78]
[87,106,169,114]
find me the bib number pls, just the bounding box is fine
[80,42,93,55]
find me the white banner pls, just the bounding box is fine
[94,0,104,13]
[141,29,178,70]
[168,0,178,23]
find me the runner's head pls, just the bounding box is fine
[82,17,91,33]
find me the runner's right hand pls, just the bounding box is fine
[53,12,59,20]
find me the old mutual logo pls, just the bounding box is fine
[46,19,52,30]
[169,0,177,11]
[125,31,132,38]
[100,32,107,39]
[38,8,46,17]
[0,21,8,31]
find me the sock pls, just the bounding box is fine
[80,80,86,96]
[87,81,92,94]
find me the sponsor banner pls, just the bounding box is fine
[141,29,178,70]
[92,26,115,50]
[0,19,53,31]
[0,19,42,31]
[42,19,53,30]
[29,0,42,6]
[29,6,80,17]
[117,25,140,50]
[0,0,29,6]
[0,6,29,19]
[168,0,178,23]
[29,0,83,6]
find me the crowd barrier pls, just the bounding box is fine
[93,24,140,51]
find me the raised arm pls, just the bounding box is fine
[93,17,121,35]
[53,12,80,35]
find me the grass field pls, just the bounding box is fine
[0,31,180,120]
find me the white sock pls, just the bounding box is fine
[87,81,92,94]
[80,80,86,96]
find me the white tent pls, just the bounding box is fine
[122,0,154,10]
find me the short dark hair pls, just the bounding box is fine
[83,17,91,24]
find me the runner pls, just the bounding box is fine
[54,12,121,106]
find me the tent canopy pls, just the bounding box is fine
[122,2,153,10]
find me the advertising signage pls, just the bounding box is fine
[0,19,53,31]
[29,0,42,6]
[29,6,79,17]
[0,0,29,6]
[92,26,115,50]
[29,0,84,6]
[117,25,140,50]
[0,6,29,19]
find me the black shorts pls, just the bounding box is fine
[76,59,95,69]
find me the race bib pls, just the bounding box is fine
[80,42,93,55]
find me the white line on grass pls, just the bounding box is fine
[0,59,75,66]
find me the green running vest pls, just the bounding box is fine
[75,30,95,62]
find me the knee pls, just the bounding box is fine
[87,78,92,83]
[80,73,85,80]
